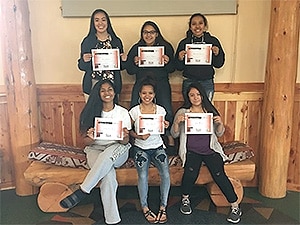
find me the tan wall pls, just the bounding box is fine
[0,0,299,86]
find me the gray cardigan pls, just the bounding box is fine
[170,108,228,166]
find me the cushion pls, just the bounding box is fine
[28,142,89,169]
[222,141,254,164]
[28,141,253,169]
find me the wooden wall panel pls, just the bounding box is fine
[0,83,299,191]
[287,98,300,191]
[0,94,14,188]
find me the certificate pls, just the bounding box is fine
[94,117,123,140]
[137,114,164,135]
[138,46,164,67]
[91,48,120,71]
[185,113,213,134]
[185,43,212,65]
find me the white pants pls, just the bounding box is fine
[80,143,131,224]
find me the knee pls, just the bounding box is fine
[135,151,148,168]
[155,152,168,164]
[184,166,199,180]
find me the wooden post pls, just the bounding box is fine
[0,0,40,195]
[259,0,300,198]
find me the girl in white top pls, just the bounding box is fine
[129,77,170,224]
[60,79,131,225]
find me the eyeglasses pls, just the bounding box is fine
[142,30,157,35]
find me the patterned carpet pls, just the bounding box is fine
[35,186,300,225]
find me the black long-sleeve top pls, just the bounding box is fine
[175,32,225,81]
[78,35,124,94]
[125,42,175,82]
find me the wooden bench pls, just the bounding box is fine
[24,153,255,212]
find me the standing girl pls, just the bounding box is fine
[60,80,131,225]
[175,13,225,101]
[126,21,176,151]
[129,78,170,224]
[170,82,242,224]
[78,9,126,101]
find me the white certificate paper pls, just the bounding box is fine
[185,113,213,134]
[94,117,123,140]
[91,48,120,71]
[137,114,164,135]
[185,43,212,65]
[138,46,164,67]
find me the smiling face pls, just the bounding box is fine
[142,25,158,46]
[93,12,108,34]
[189,15,207,38]
[188,87,203,107]
[99,82,115,103]
[139,85,155,105]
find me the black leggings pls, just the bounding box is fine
[181,151,238,203]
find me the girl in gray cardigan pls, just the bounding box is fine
[170,82,241,224]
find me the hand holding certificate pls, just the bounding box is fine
[91,48,120,71]
[138,46,164,67]
[137,114,164,135]
[185,43,212,65]
[185,113,213,134]
[94,117,123,140]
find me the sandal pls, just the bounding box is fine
[156,209,167,224]
[144,209,157,224]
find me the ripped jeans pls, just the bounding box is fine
[133,145,170,208]
[181,151,238,203]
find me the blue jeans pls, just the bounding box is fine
[133,146,170,208]
[182,78,214,102]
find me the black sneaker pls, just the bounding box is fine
[227,207,242,223]
[180,198,192,215]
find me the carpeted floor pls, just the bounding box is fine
[1,186,299,225]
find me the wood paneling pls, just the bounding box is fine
[0,94,14,188]
[1,83,299,191]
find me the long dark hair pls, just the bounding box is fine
[79,79,118,133]
[186,13,208,38]
[138,21,168,45]
[86,9,119,40]
[183,82,220,116]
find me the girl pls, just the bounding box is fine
[175,13,225,101]
[170,82,242,224]
[126,21,176,152]
[60,80,131,225]
[78,9,126,101]
[129,78,170,224]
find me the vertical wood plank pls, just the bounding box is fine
[287,100,300,191]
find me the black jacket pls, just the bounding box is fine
[175,32,225,81]
[78,35,124,94]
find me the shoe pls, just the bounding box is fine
[156,209,167,224]
[180,198,192,215]
[143,209,158,224]
[60,189,87,209]
[227,207,242,223]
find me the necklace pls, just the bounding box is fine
[140,103,156,114]
[190,106,205,113]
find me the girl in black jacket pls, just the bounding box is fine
[78,9,126,101]
[125,21,176,151]
[175,13,225,102]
